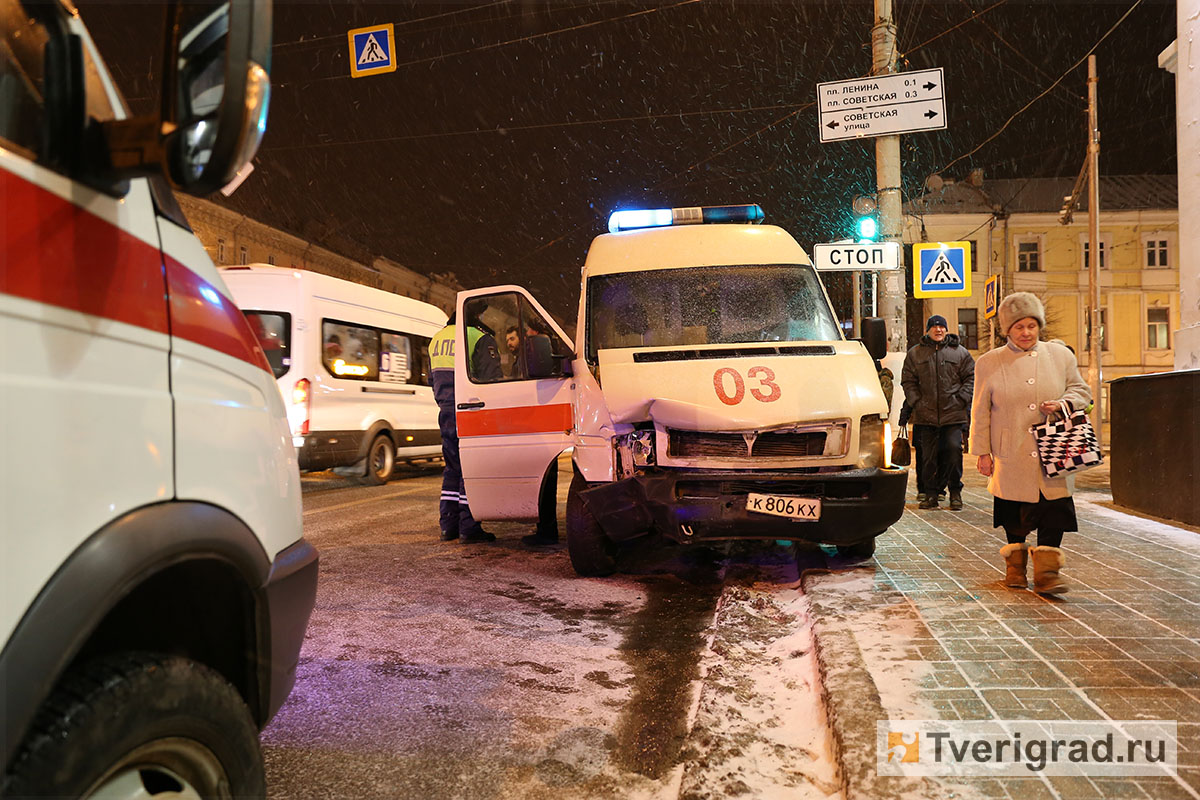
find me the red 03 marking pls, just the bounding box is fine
[713,365,781,405]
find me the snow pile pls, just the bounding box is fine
[678,576,842,799]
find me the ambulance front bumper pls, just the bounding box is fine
[580,466,908,545]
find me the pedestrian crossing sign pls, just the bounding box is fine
[348,23,396,78]
[913,241,972,298]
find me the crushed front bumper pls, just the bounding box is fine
[580,466,908,545]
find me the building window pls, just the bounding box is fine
[1085,308,1109,352]
[1144,238,1170,268]
[1080,235,1111,270]
[1147,307,1170,349]
[216,238,226,263]
[957,307,979,349]
[267,254,276,265]
[1016,239,1040,272]
[239,246,248,265]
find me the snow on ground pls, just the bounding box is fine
[677,556,843,800]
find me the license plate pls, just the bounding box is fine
[746,493,821,521]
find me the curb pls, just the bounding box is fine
[801,566,939,800]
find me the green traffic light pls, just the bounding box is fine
[856,215,878,241]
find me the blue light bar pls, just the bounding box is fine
[607,204,766,233]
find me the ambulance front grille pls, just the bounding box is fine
[667,429,828,459]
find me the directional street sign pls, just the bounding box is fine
[812,242,901,272]
[817,68,946,143]
[913,241,972,298]
[983,275,1001,318]
[348,23,396,78]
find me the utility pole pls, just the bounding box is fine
[1087,55,1103,446]
[873,0,906,352]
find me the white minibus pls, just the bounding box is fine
[221,265,447,483]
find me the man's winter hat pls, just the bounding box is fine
[926,314,949,331]
[997,292,1046,335]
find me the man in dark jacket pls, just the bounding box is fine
[901,314,975,510]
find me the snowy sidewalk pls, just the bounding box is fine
[803,464,1200,800]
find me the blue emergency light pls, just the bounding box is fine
[607,204,765,233]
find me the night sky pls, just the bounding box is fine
[86,1,1178,322]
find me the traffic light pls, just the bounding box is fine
[852,194,878,242]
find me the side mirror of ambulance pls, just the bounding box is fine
[861,317,887,361]
[94,0,272,196]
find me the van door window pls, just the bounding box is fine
[0,0,115,162]
[322,320,379,380]
[0,0,49,156]
[464,292,568,383]
[244,311,290,379]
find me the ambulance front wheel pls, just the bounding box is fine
[566,473,616,577]
[363,434,396,485]
[835,537,876,560]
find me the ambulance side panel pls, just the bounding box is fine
[0,159,173,648]
[163,230,302,559]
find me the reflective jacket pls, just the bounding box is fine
[900,333,975,427]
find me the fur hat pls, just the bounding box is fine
[997,292,1045,335]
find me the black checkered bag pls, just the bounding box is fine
[1033,400,1103,478]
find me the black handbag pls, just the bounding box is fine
[890,425,911,466]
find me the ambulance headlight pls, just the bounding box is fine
[857,414,887,469]
[629,430,656,466]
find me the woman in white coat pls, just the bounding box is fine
[968,293,1091,594]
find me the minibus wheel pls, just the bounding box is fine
[364,434,396,485]
[2,652,263,798]
[566,473,617,576]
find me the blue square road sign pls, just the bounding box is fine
[913,242,972,298]
[348,24,396,78]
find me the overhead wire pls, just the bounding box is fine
[934,0,1144,177]
[272,1,511,50]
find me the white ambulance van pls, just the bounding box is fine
[453,205,907,576]
[1,1,317,795]
[220,265,447,484]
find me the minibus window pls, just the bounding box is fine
[244,311,290,379]
[322,321,379,380]
[380,333,412,383]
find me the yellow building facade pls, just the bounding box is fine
[903,175,1179,435]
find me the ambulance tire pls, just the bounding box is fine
[835,537,876,560]
[363,434,396,485]
[566,474,616,577]
[3,652,264,799]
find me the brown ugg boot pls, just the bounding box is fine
[1030,546,1069,594]
[1000,543,1028,588]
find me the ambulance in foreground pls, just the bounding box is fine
[2,1,317,795]
[452,205,907,576]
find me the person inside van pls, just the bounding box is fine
[324,333,343,358]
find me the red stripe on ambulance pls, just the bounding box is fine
[2,169,270,375]
[165,256,272,374]
[1,169,168,335]
[458,403,573,437]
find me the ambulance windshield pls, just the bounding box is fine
[586,264,841,363]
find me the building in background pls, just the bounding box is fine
[176,195,463,313]
[903,173,1179,440]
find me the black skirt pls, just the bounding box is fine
[993,494,1078,532]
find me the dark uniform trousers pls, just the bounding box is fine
[432,368,480,536]
[914,424,964,497]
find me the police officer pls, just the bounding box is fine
[429,310,499,543]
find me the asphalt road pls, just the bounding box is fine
[261,460,842,800]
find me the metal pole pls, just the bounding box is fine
[986,217,995,351]
[873,0,906,352]
[1087,55,1103,447]
[852,272,862,337]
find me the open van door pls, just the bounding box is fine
[454,286,574,520]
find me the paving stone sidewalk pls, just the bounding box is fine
[804,459,1200,800]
